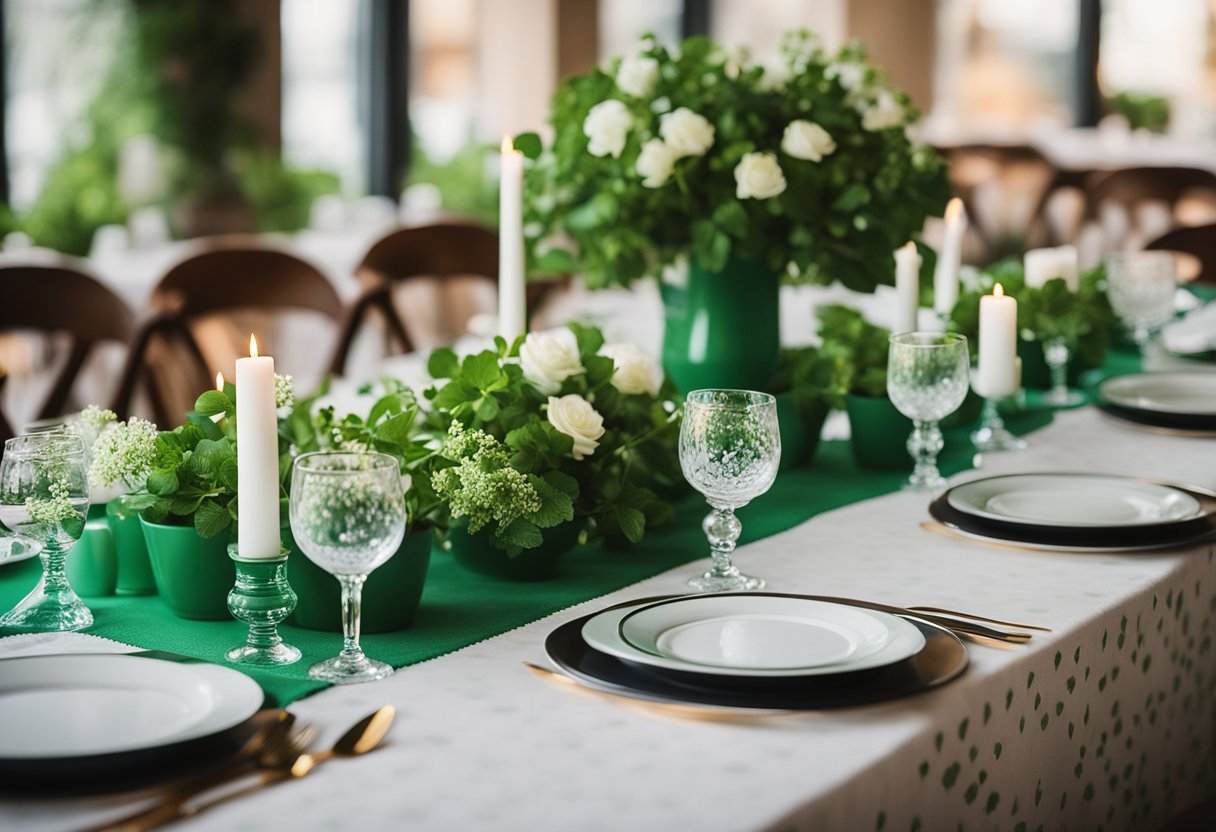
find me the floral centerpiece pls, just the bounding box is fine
[424,325,682,560]
[521,31,950,391]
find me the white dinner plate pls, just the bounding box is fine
[947,474,1204,529]
[0,654,263,760]
[1099,372,1216,416]
[0,536,40,566]
[582,596,925,678]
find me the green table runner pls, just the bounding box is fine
[0,404,1055,706]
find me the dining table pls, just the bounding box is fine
[2,293,1216,832]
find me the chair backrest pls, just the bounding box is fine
[1086,167,1216,214]
[0,264,135,420]
[1145,223,1216,285]
[357,223,499,285]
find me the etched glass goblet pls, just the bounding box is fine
[0,433,92,631]
[1106,251,1177,354]
[289,451,406,684]
[679,389,780,592]
[888,333,970,491]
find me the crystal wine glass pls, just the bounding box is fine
[679,389,780,592]
[0,433,92,631]
[289,451,406,684]
[1106,251,1177,354]
[887,332,971,491]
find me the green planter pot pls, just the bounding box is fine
[846,394,914,471]
[287,526,432,633]
[1017,338,1089,390]
[775,393,828,471]
[107,502,156,596]
[66,517,118,597]
[941,388,984,430]
[661,257,781,393]
[139,517,235,620]
[444,521,580,581]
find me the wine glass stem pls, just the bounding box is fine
[908,420,943,485]
[1045,337,1070,398]
[980,398,1004,433]
[39,540,70,594]
[337,574,367,664]
[704,507,742,578]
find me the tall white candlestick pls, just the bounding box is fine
[893,241,921,334]
[498,136,526,345]
[235,335,281,559]
[1055,244,1079,292]
[976,283,1018,399]
[933,197,966,315]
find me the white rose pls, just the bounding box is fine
[583,100,632,158]
[861,91,904,131]
[826,62,865,91]
[600,343,663,397]
[659,108,715,158]
[546,395,605,460]
[734,152,787,200]
[756,55,791,91]
[781,120,837,162]
[520,331,584,394]
[616,55,659,98]
[635,139,677,188]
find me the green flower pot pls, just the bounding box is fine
[775,393,828,471]
[66,518,118,597]
[846,393,913,471]
[661,257,781,393]
[941,388,984,430]
[139,517,235,620]
[287,526,432,633]
[107,501,156,596]
[444,521,580,581]
[1017,338,1087,390]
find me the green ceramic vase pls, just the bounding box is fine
[106,502,156,596]
[139,517,235,620]
[775,393,828,471]
[444,521,580,581]
[661,257,781,393]
[66,517,118,597]
[1017,338,1087,390]
[287,526,432,633]
[845,394,914,471]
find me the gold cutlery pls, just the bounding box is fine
[903,606,1051,632]
[524,662,803,722]
[116,707,397,831]
[809,595,1034,644]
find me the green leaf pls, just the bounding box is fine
[218,458,239,493]
[427,348,461,380]
[194,499,231,539]
[832,183,871,212]
[712,200,748,236]
[540,469,580,499]
[375,411,415,448]
[535,248,576,274]
[496,518,543,550]
[146,469,179,497]
[474,396,499,422]
[513,132,543,160]
[194,389,232,417]
[462,351,504,392]
[567,322,605,357]
[528,474,575,529]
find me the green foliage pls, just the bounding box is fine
[767,346,850,417]
[948,261,1115,367]
[407,139,499,225]
[425,326,683,551]
[525,31,950,291]
[1104,92,1170,134]
[232,150,341,233]
[815,305,892,397]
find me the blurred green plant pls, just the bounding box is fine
[406,139,499,226]
[1104,92,1170,134]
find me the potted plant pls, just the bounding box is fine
[277,379,438,632]
[424,325,682,579]
[765,346,849,469]
[522,31,950,392]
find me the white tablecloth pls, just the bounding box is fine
[3,406,1214,832]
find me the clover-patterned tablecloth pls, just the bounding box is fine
[3,407,1214,832]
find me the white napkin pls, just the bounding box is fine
[0,631,141,659]
[1162,302,1216,354]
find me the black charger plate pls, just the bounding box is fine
[544,598,968,710]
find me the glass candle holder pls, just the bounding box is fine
[226,545,301,666]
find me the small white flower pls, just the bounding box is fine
[546,395,605,460]
[756,54,791,91]
[781,120,837,162]
[734,152,787,200]
[659,108,715,158]
[826,62,865,91]
[616,55,659,98]
[861,91,904,131]
[274,374,295,410]
[583,100,633,159]
[520,331,584,394]
[600,343,662,397]
[635,139,677,188]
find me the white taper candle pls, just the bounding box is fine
[933,198,966,315]
[235,335,281,559]
[498,136,527,345]
[893,242,921,334]
[976,283,1019,399]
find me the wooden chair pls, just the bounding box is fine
[1084,166,1216,248]
[0,264,135,423]
[113,243,344,425]
[329,223,569,375]
[1145,223,1216,285]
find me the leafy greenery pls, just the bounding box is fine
[524,31,950,291]
[766,345,850,418]
[815,305,893,397]
[1104,92,1170,134]
[406,139,499,225]
[948,261,1115,367]
[424,326,683,553]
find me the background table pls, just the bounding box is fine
[3,405,1214,832]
